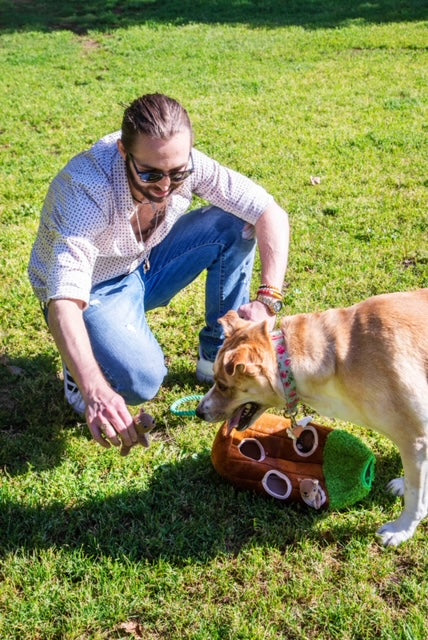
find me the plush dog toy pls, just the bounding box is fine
[211,414,375,510]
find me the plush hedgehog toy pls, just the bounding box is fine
[211,414,375,510]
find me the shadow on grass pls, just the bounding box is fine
[0,353,90,475]
[0,448,402,564]
[0,336,210,477]
[163,364,204,392]
[0,352,205,476]
[0,353,406,561]
[0,355,209,476]
[0,0,426,34]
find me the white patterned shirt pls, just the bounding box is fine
[28,131,274,305]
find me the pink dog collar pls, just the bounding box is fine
[270,331,299,415]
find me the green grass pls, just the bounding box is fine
[1,1,427,638]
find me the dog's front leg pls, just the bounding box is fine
[377,436,428,546]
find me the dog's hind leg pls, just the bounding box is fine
[377,435,428,546]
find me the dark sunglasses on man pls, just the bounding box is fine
[128,152,194,184]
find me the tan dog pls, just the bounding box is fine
[197,289,428,546]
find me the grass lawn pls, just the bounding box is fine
[0,1,427,638]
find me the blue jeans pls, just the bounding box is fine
[82,206,256,405]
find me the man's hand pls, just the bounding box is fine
[85,387,137,451]
[85,388,155,455]
[237,299,277,331]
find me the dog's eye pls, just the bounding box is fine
[216,381,228,393]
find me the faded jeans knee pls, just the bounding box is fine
[83,272,168,405]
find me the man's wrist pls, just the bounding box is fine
[255,285,284,315]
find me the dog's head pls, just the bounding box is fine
[196,311,284,432]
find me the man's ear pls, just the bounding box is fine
[117,139,127,159]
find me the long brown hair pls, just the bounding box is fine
[121,93,194,151]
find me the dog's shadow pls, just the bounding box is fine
[0,446,402,562]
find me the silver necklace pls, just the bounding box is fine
[131,198,168,272]
[132,198,166,241]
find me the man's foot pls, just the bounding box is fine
[63,363,86,416]
[196,350,215,385]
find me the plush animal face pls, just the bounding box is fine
[196,311,284,431]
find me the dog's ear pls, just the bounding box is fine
[218,310,250,336]
[220,311,273,338]
[223,346,261,377]
[223,348,246,376]
[259,319,272,340]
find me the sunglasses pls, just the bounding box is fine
[128,152,194,183]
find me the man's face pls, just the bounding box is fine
[118,131,192,203]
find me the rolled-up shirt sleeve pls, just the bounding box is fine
[47,235,99,305]
[31,171,105,305]
[191,148,274,224]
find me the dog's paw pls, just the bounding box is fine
[387,477,405,497]
[376,520,416,547]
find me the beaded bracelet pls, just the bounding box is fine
[257,285,283,300]
[258,290,283,300]
[258,283,283,295]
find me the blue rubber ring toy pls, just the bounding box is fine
[170,395,204,417]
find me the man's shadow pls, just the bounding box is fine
[0,443,403,563]
[0,352,83,474]
[0,354,405,559]
[0,354,202,476]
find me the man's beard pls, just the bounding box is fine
[125,155,174,203]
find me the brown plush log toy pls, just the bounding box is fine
[211,414,376,510]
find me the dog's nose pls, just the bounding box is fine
[195,406,205,420]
